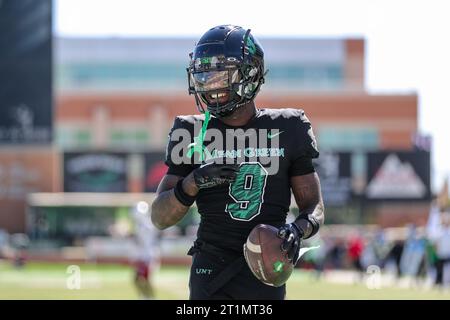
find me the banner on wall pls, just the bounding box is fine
[0,1,53,144]
[365,151,431,201]
[64,153,128,193]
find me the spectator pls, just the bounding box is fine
[0,229,8,259]
[347,234,365,274]
[372,229,390,268]
[327,238,346,269]
[426,202,450,287]
[385,240,404,278]
[433,213,450,287]
[10,233,30,269]
[347,233,370,284]
[303,235,327,279]
[399,225,426,280]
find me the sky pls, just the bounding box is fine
[56,0,450,192]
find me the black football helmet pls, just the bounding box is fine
[187,25,266,118]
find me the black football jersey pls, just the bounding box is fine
[165,108,319,253]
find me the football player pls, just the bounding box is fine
[151,25,325,300]
[131,201,160,299]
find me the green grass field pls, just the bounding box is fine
[0,261,449,300]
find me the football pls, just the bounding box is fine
[243,224,293,287]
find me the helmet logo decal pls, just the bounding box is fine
[200,57,212,64]
[246,37,256,55]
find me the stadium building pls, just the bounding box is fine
[1,36,429,237]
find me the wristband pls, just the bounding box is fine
[291,222,305,238]
[173,179,196,207]
[296,216,320,239]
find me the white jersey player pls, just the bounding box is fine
[131,201,160,299]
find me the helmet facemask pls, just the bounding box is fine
[188,59,264,118]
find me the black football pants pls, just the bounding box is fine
[188,248,286,300]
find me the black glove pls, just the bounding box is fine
[277,223,304,264]
[193,162,239,189]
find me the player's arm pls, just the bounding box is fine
[288,110,324,239]
[150,173,198,230]
[278,109,324,262]
[290,172,325,239]
[278,172,324,263]
[151,163,239,230]
[151,116,198,230]
[151,116,239,230]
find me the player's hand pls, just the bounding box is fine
[193,162,239,189]
[277,223,304,264]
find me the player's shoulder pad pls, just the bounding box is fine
[172,114,205,129]
[269,108,318,158]
[284,108,311,124]
[261,108,311,123]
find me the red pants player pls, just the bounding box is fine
[131,201,160,299]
